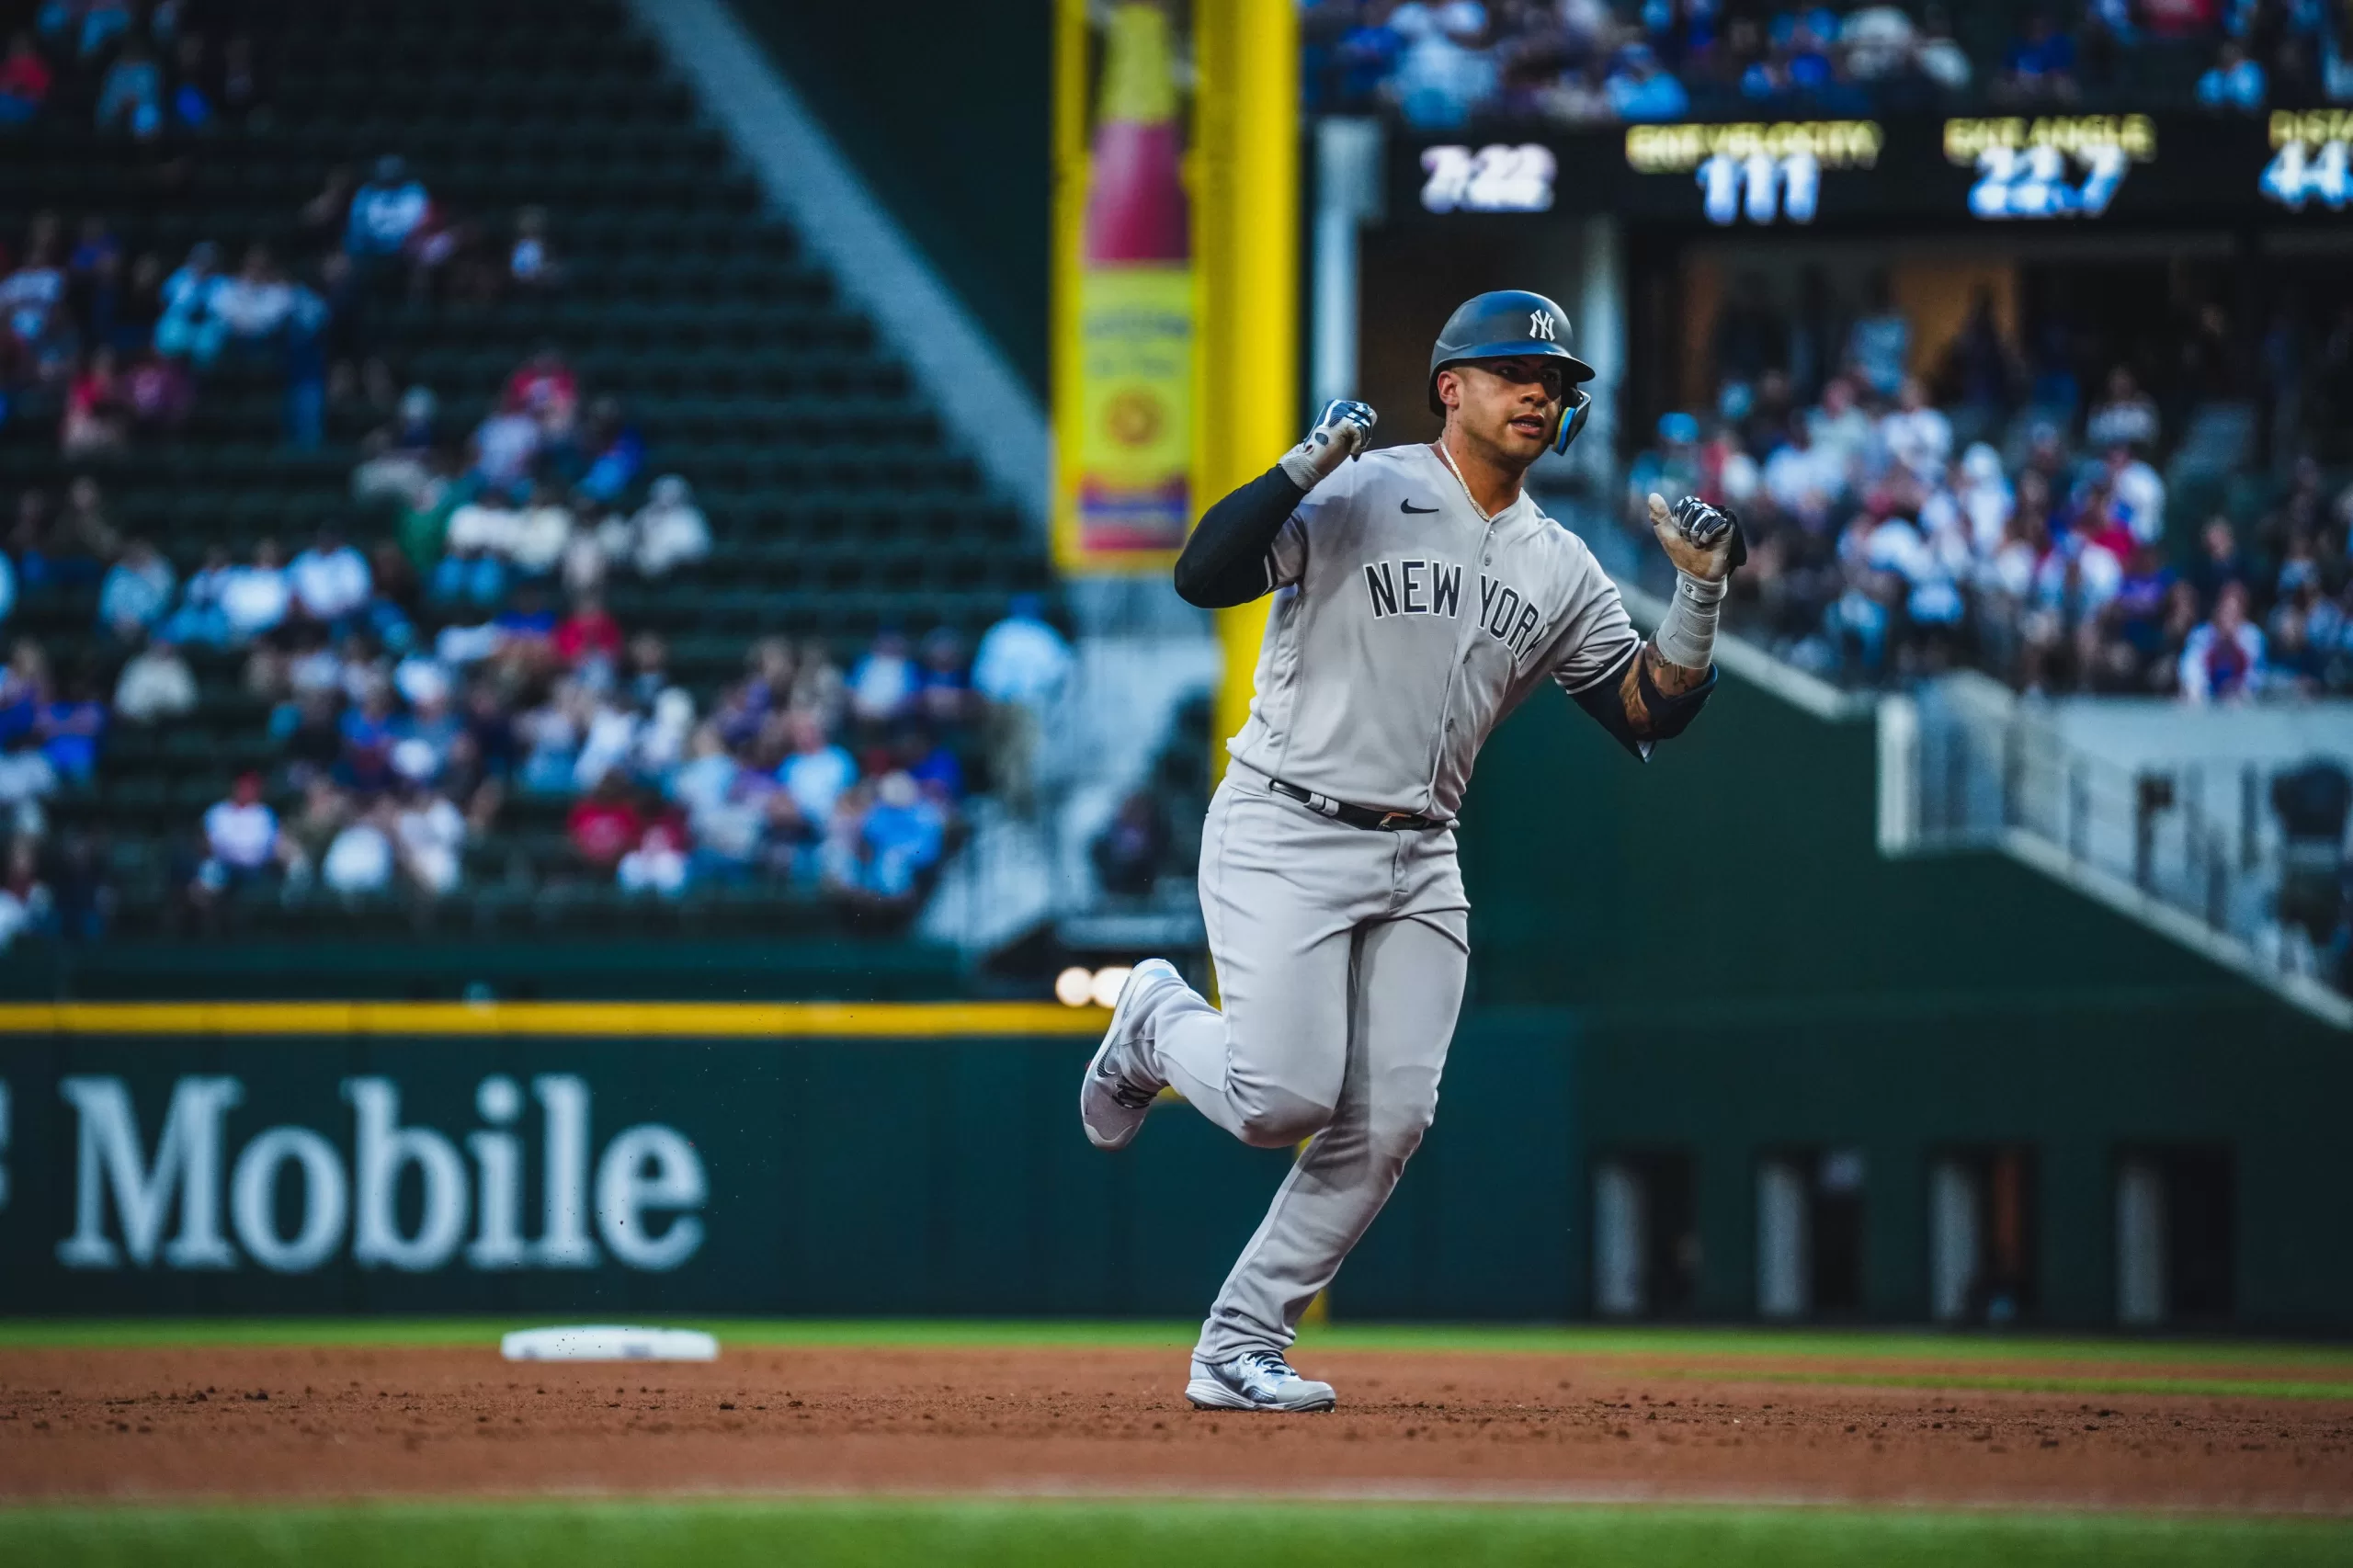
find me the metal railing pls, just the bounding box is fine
[1891,676,2350,1022]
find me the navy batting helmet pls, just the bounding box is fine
[1427,290,1597,455]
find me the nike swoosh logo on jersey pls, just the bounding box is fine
[1400,500,1439,514]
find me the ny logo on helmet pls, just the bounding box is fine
[1529,310,1556,341]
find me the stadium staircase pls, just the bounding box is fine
[1564,507,2353,1031]
[919,589,1220,961]
[0,0,1053,993]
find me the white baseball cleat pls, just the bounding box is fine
[1185,1350,1337,1414]
[1079,958,1180,1151]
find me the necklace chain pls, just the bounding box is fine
[1433,439,1506,524]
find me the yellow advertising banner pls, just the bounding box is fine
[1074,264,1192,551]
[1054,0,1197,571]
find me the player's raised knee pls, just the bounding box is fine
[1233,1084,1335,1148]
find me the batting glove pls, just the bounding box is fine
[1648,493,1747,582]
[1279,400,1378,491]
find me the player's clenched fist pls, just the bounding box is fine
[1647,493,1745,582]
[1278,400,1378,491]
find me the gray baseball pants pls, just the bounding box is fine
[1133,765,1470,1364]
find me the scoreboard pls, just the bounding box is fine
[2259,108,2353,211]
[1401,110,2353,230]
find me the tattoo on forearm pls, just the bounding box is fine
[1620,641,1710,735]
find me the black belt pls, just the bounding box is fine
[1269,778,1450,832]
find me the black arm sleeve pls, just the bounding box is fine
[1569,647,1720,762]
[1172,465,1307,608]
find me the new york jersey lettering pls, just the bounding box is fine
[1478,574,1548,660]
[1364,559,1463,620]
[1229,444,1642,821]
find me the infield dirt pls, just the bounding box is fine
[3,1346,2347,1512]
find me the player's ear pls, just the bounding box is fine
[1436,369,1460,412]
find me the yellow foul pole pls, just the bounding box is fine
[1195,3,1324,1327]
[1193,0,1299,778]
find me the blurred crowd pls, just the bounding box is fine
[1304,0,2353,128]
[6,450,1073,940]
[0,0,568,452]
[0,165,570,456]
[1622,276,2353,700]
[0,0,269,139]
[0,81,1071,948]
[187,607,1063,929]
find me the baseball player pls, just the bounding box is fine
[1080,290,1742,1414]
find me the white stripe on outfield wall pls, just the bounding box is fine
[624,0,1050,528]
[1995,826,2353,1030]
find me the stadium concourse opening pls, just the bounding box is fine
[1590,1149,1699,1320]
[1929,1143,2040,1327]
[1756,1146,1869,1322]
[2117,1142,2238,1329]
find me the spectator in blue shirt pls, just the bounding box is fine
[1391,1,1499,129]
[76,0,134,58]
[1335,11,1405,104]
[572,398,644,504]
[38,674,106,785]
[167,32,212,130]
[1607,43,1691,119]
[345,155,431,258]
[1784,16,1836,94]
[337,688,399,793]
[0,639,42,746]
[97,538,176,642]
[896,726,965,802]
[2196,42,2267,111]
[778,710,857,827]
[1999,15,2078,102]
[93,40,162,138]
[154,240,226,365]
[847,770,946,901]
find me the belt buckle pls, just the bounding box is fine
[1377,810,1414,830]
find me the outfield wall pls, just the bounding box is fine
[2,994,2345,1330]
[0,1007,1576,1321]
[1463,659,2352,1335]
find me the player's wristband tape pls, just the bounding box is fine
[1654,569,1726,671]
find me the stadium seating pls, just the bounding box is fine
[0,0,1052,960]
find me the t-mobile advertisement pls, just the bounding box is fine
[0,1023,1565,1319]
[0,1038,787,1314]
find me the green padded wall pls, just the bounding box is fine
[1456,673,2348,1330]
[0,1017,1570,1318]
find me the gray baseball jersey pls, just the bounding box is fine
[1226,442,1641,819]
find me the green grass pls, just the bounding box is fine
[0,1318,1205,1352]
[1,1500,2347,1568]
[6,1316,2353,1365]
[6,1318,2352,1400]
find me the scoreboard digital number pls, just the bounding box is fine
[1622,120,1882,226]
[1419,143,1557,213]
[1412,110,2352,228]
[1942,116,2154,220]
[2261,109,2353,211]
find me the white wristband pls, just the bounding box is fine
[1653,570,1726,670]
